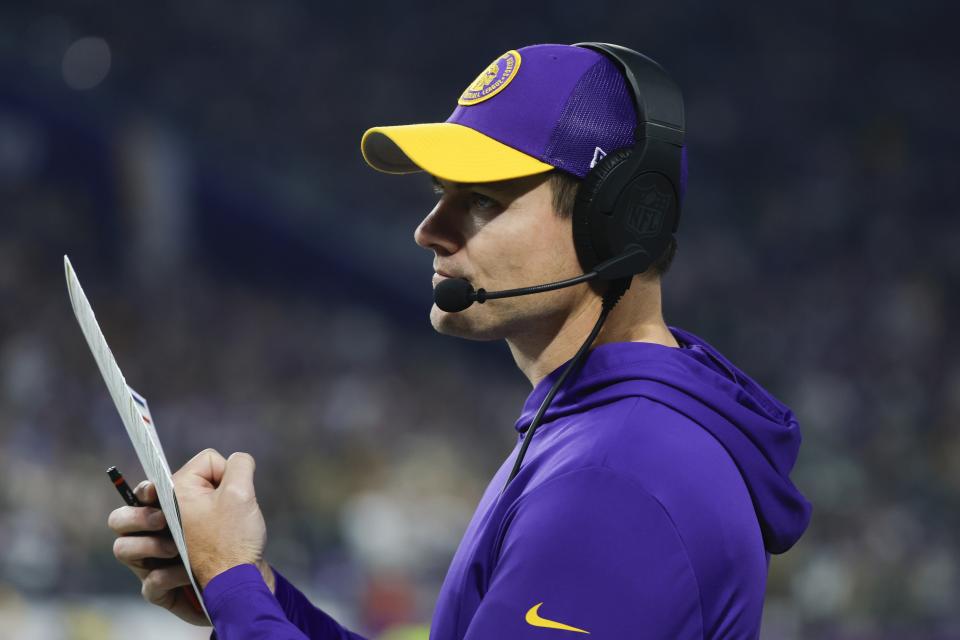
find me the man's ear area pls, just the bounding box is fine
[545,166,678,278]
[546,169,581,219]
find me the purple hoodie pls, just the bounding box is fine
[203,325,812,639]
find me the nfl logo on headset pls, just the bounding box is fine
[624,182,672,238]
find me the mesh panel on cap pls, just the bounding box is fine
[542,53,689,207]
[542,56,636,179]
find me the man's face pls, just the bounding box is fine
[414,172,592,341]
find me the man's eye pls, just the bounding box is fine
[471,193,498,209]
[431,183,444,196]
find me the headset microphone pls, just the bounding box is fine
[433,245,651,313]
[433,278,476,312]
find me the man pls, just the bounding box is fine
[109,43,811,639]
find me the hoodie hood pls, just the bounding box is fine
[514,325,812,554]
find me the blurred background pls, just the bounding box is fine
[0,1,957,638]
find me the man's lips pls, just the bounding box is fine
[432,270,470,287]
[433,272,455,287]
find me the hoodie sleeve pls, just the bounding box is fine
[203,564,369,640]
[462,466,704,639]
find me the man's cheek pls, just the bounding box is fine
[483,248,526,287]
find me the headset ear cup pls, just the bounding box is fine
[573,147,635,272]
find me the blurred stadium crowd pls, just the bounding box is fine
[0,1,958,638]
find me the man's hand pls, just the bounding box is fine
[108,480,210,626]
[107,451,275,626]
[173,448,268,589]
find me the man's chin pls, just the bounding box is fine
[430,305,503,342]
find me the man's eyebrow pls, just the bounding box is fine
[430,176,506,193]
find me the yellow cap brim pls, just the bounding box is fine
[360,122,554,184]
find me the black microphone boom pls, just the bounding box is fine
[432,245,649,313]
[433,272,598,313]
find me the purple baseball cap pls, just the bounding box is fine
[361,44,648,184]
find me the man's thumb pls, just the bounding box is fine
[219,452,257,499]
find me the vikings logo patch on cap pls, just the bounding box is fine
[458,50,521,106]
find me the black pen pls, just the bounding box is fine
[107,465,140,506]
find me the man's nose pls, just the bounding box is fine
[414,201,462,257]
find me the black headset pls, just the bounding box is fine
[571,42,685,282]
[501,44,686,491]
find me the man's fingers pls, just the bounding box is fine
[107,505,167,535]
[219,452,257,500]
[113,535,180,566]
[173,448,227,489]
[123,561,151,583]
[141,565,190,605]
[134,480,158,505]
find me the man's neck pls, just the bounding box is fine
[506,278,678,387]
